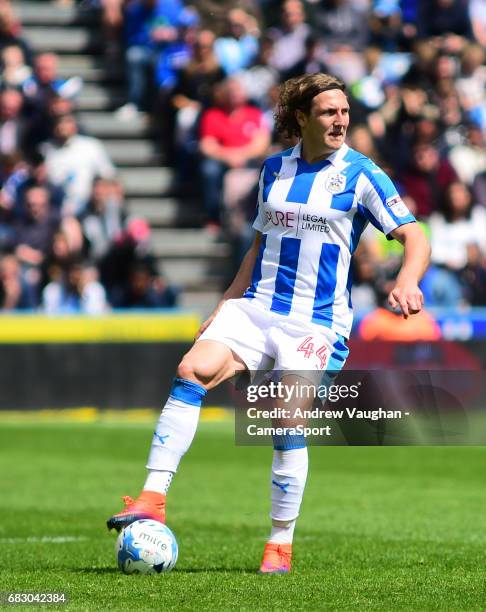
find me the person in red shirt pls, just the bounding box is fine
[400,142,458,218]
[199,77,271,229]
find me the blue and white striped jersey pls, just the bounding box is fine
[243,142,416,338]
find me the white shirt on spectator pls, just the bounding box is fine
[42,279,108,315]
[448,143,486,186]
[429,206,486,269]
[44,135,115,217]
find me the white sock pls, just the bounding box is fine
[269,519,296,545]
[146,378,206,476]
[143,470,173,495]
[270,447,308,523]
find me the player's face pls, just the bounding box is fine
[297,89,350,157]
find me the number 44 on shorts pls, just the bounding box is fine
[297,337,328,369]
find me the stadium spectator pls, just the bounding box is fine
[0,3,31,63]
[400,142,457,217]
[198,77,271,229]
[115,0,185,120]
[171,29,225,186]
[282,33,328,81]
[13,183,59,259]
[111,259,178,309]
[12,183,60,300]
[43,113,115,217]
[422,181,486,307]
[460,243,486,306]
[22,53,82,148]
[0,88,26,156]
[153,6,201,162]
[350,250,379,313]
[171,29,224,116]
[23,53,82,109]
[235,34,279,116]
[399,39,438,101]
[154,6,200,101]
[14,152,65,217]
[99,217,155,301]
[418,0,472,40]
[0,151,29,222]
[0,44,31,90]
[0,252,36,310]
[41,225,82,289]
[42,259,108,314]
[99,0,125,59]
[26,93,77,151]
[213,8,260,75]
[311,0,369,52]
[437,88,465,150]
[472,170,486,207]
[310,0,369,84]
[448,122,486,187]
[81,177,125,263]
[347,123,384,167]
[267,0,311,75]
[455,43,486,122]
[368,0,404,52]
[469,0,486,46]
[429,181,486,271]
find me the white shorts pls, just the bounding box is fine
[198,298,349,377]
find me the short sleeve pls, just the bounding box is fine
[359,167,416,238]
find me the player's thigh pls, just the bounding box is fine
[177,339,246,390]
[198,299,272,374]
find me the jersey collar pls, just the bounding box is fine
[290,142,349,167]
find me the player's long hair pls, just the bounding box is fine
[274,73,346,139]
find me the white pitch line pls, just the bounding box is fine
[0,536,88,544]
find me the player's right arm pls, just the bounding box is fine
[195,231,262,339]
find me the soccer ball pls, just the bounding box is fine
[116,519,178,574]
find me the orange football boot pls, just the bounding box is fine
[258,542,292,574]
[106,490,166,531]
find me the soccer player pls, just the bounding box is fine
[107,73,430,573]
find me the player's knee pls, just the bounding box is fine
[176,358,198,383]
[177,354,220,386]
[176,357,215,386]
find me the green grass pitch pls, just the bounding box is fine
[1,420,486,610]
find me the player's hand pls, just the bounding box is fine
[387,282,424,319]
[194,299,226,341]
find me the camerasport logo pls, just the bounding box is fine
[386,195,409,218]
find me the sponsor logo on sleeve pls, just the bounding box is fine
[386,195,410,218]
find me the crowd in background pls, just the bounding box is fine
[0,0,485,315]
[0,0,179,312]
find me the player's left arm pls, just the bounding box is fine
[388,222,431,319]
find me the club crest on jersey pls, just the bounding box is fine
[325,173,346,194]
